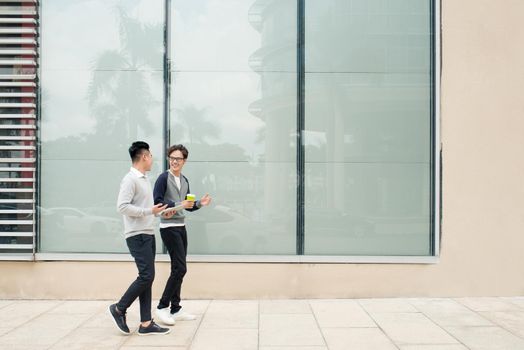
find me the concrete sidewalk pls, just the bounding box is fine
[0,297,524,349]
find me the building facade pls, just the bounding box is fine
[1,0,523,298]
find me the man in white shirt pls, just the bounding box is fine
[109,141,170,336]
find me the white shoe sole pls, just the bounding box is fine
[138,329,171,336]
[108,305,130,336]
[155,311,176,326]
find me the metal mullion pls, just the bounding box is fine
[296,0,305,255]
[162,0,172,255]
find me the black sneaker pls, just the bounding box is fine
[138,320,171,336]
[109,303,130,335]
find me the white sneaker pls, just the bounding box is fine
[171,309,196,321]
[155,307,175,326]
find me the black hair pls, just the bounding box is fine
[128,141,150,163]
[167,144,189,159]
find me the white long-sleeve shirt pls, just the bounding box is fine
[117,167,154,239]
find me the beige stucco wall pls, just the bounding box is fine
[1,0,524,299]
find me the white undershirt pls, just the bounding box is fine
[160,171,185,228]
[173,173,181,190]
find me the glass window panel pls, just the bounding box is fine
[304,0,433,256]
[305,163,430,256]
[40,0,165,253]
[171,72,296,162]
[183,162,296,255]
[170,0,297,255]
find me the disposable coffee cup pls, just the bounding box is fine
[186,194,196,202]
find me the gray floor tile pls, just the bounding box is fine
[445,326,524,350]
[502,297,524,309]
[371,312,459,345]
[48,327,126,350]
[259,347,327,350]
[0,328,11,337]
[260,314,325,347]
[48,300,108,314]
[480,311,524,338]
[120,347,186,350]
[0,300,61,328]
[260,299,311,314]
[200,300,258,329]
[455,297,523,312]
[309,299,376,328]
[177,299,211,315]
[399,345,469,350]
[191,328,258,350]
[123,321,198,347]
[410,298,472,314]
[323,328,398,350]
[0,300,15,310]
[0,298,523,350]
[423,311,494,327]
[359,298,418,313]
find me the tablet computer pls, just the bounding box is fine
[159,203,184,216]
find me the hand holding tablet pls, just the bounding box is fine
[159,203,185,216]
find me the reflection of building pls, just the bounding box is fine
[248,0,297,220]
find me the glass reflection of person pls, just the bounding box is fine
[153,144,212,325]
[109,141,170,336]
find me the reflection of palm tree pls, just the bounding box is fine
[87,8,162,141]
[174,106,220,144]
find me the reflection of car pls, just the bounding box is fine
[42,207,121,235]
[305,208,374,238]
[39,207,124,252]
[185,204,291,254]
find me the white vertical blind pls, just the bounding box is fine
[0,0,38,260]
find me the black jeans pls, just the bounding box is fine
[117,234,156,322]
[158,226,187,314]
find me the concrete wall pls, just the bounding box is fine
[1,0,524,299]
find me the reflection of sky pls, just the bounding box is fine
[41,0,164,153]
[42,0,163,70]
[170,72,267,159]
[171,0,260,71]
[170,0,295,159]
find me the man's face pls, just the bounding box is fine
[168,150,186,173]
[142,150,153,171]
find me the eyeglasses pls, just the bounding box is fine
[168,156,185,163]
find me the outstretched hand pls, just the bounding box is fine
[200,194,212,206]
